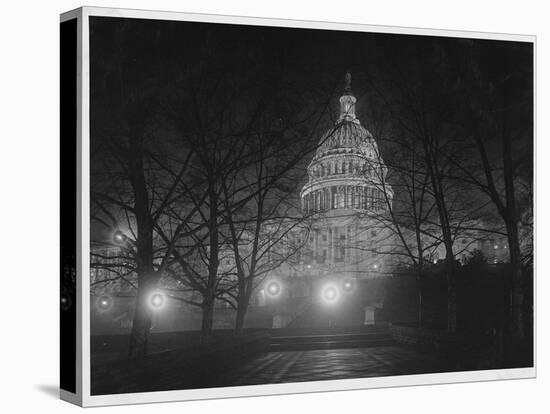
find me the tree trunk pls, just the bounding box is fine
[422,135,456,333]
[127,238,157,358]
[235,284,252,334]
[201,298,215,345]
[501,125,525,341]
[417,274,423,329]
[127,134,157,360]
[128,276,155,359]
[200,183,219,345]
[471,123,526,341]
[445,256,457,332]
[235,299,247,334]
[505,219,524,340]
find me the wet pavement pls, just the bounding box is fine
[215,345,452,386]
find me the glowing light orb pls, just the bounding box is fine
[324,287,337,300]
[266,281,281,297]
[342,278,354,292]
[61,294,72,311]
[97,295,112,311]
[113,230,126,245]
[150,293,165,309]
[321,284,340,304]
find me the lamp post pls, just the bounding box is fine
[150,293,165,309]
[305,264,314,304]
[148,291,166,310]
[95,294,113,312]
[112,230,127,246]
[342,278,354,293]
[266,281,281,297]
[321,283,340,329]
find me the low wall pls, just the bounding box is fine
[390,323,478,354]
[91,330,271,395]
[390,323,533,371]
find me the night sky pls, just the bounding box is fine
[89,16,533,236]
[90,15,533,152]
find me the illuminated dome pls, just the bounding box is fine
[301,72,393,215]
[315,121,378,159]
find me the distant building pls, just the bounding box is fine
[261,73,397,306]
[259,74,526,308]
[90,74,532,330]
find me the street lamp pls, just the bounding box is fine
[324,287,337,301]
[149,292,165,310]
[96,295,113,311]
[266,280,282,298]
[321,283,340,305]
[342,278,355,292]
[113,230,126,245]
[320,283,340,329]
[60,293,72,311]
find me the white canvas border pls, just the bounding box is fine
[60,7,84,406]
[61,6,536,407]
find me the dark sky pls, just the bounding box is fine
[89,16,534,231]
[89,15,533,146]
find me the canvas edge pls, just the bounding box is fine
[532,31,538,380]
[80,5,536,42]
[59,6,84,407]
[64,5,537,408]
[81,367,535,407]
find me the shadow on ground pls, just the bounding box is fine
[35,384,59,399]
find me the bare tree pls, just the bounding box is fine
[220,122,325,333]
[365,136,441,327]
[362,40,489,332]
[89,20,204,358]
[453,41,533,340]
[150,37,339,340]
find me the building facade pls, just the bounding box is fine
[90,74,531,331]
[262,74,397,308]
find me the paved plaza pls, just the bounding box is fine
[214,345,452,387]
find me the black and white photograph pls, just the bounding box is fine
[84,10,534,398]
[3,0,550,411]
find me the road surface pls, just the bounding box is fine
[214,345,452,386]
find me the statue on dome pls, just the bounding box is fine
[344,70,352,93]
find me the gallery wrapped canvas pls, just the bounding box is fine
[60,7,535,407]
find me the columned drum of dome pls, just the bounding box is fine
[300,73,393,217]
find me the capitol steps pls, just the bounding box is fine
[269,326,393,351]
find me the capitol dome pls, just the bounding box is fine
[315,121,377,158]
[301,73,393,215]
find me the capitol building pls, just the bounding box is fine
[262,74,399,309]
[90,74,518,332]
[259,74,519,314]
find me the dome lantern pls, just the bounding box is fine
[338,71,359,124]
